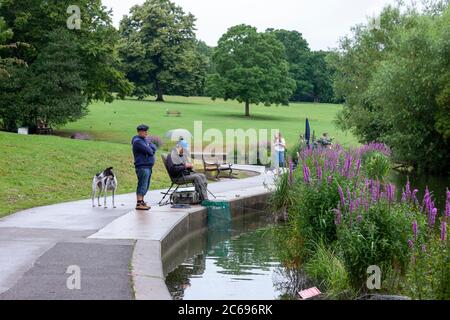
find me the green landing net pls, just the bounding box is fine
[202,200,231,230]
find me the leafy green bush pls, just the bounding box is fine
[364,152,391,181]
[336,203,423,289]
[404,226,450,300]
[290,175,352,254]
[304,241,355,299]
[269,171,297,221]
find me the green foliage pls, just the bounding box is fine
[207,24,296,116]
[337,203,421,289]
[23,29,87,127]
[364,152,391,181]
[0,0,132,130]
[267,29,337,103]
[118,0,206,101]
[404,230,450,299]
[270,142,448,299]
[304,241,355,299]
[332,3,450,174]
[0,16,27,79]
[290,176,347,253]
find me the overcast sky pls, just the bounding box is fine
[102,0,397,51]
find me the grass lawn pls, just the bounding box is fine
[57,96,357,148]
[1,96,356,217]
[0,132,170,218]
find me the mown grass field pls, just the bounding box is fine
[0,132,169,218]
[1,96,356,217]
[57,96,357,147]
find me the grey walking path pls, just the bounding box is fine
[0,165,275,300]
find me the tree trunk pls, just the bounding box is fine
[156,90,164,102]
[245,100,250,117]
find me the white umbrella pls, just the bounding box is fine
[164,128,192,141]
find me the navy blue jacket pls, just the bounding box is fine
[132,136,157,168]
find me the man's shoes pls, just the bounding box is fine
[136,202,151,210]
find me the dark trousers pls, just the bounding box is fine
[175,173,208,200]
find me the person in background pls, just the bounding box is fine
[132,124,158,211]
[317,132,333,149]
[273,132,286,168]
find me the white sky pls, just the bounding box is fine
[102,0,397,51]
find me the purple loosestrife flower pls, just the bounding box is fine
[412,189,419,205]
[334,205,342,225]
[441,221,447,242]
[423,187,432,214]
[338,186,345,208]
[386,184,395,204]
[413,221,418,240]
[363,197,369,211]
[327,175,333,184]
[343,155,352,178]
[317,165,323,181]
[429,208,437,227]
[405,180,412,201]
[371,180,380,202]
[355,158,361,177]
[303,164,310,184]
[401,192,407,203]
[347,187,352,203]
[408,239,414,249]
[446,188,450,218]
[421,245,427,253]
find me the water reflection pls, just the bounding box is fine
[390,170,449,210]
[164,213,305,300]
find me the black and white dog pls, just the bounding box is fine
[91,167,117,208]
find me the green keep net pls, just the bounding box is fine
[202,200,231,231]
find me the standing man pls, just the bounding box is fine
[132,124,157,210]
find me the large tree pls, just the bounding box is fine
[308,50,336,103]
[267,29,313,101]
[0,0,132,131]
[0,0,131,103]
[331,2,450,174]
[119,0,206,101]
[207,25,295,117]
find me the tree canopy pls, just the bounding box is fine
[331,2,450,173]
[0,0,132,131]
[207,24,296,116]
[119,0,207,101]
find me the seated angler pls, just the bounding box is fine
[166,144,209,202]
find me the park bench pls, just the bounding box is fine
[166,110,181,117]
[202,153,233,180]
[36,120,53,135]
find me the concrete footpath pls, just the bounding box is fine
[0,165,274,300]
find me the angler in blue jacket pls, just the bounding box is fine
[132,124,158,210]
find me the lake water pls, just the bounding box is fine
[390,170,449,211]
[165,214,306,300]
